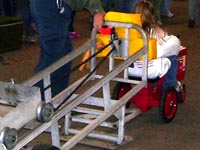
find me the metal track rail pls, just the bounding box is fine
[10,22,148,150]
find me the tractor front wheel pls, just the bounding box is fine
[159,87,178,123]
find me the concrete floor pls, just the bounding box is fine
[0,0,199,149]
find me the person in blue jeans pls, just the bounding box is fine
[0,0,3,15]
[160,0,174,18]
[101,0,140,13]
[68,10,81,39]
[30,0,105,98]
[150,0,164,25]
[188,0,199,28]
[21,0,36,43]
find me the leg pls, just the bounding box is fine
[160,0,168,15]
[68,10,75,32]
[30,0,73,98]
[68,11,80,39]
[22,0,36,42]
[114,0,136,13]
[188,0,198,27]
[162,55,178,89]
[160,0,174,17]
[0,0,3,15]
[149,0,163,25]
[12,0,18,16]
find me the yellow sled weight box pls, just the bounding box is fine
[97,12,157,60]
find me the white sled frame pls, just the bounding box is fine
[2,22,148,150]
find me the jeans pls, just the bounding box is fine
[101,0,140,13]
[68,10,76,32]
[0,0,3,15]
[30,0,73,98]
[101,0,114,12]
[115,0,140,13]
[21,0,35,37]
[160,0,172,15]
[149,0,163,21]
[163,55,178,89]
[188,0,198,20]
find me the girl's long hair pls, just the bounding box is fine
[134,1,158,37]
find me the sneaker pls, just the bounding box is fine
[188,19,195,28]
[23,35,37,43]
[167,12,175,18]
[162,12,175,18]
[157,20,163,25]
[175,81,183,92]
[69,32,81,39]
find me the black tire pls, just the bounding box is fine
[159,87,178,123]
[112,82,132,108]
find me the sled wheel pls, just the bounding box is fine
[159,87,178,123]
[37,102,54,122]
[0,143,6,150]
[112,82,132,108]
[0,127,18,149]
[177,84,186,103]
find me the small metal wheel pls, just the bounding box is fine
[159,87,178,123]
[177,84,186,103]
[112,82,132,108]
[37,102,54,122]
[0,142,6,150]
[0,127,18,149]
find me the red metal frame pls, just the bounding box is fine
[128,47,187,112]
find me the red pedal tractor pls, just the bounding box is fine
[112,46,187,123]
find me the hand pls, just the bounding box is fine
[93,11,106,31]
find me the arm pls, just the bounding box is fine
[65,0,105,30]
[65,0,104,14]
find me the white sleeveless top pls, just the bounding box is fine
[128,29,181,79]
[150,28,181,58]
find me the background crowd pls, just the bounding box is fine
[0,0,199,44]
